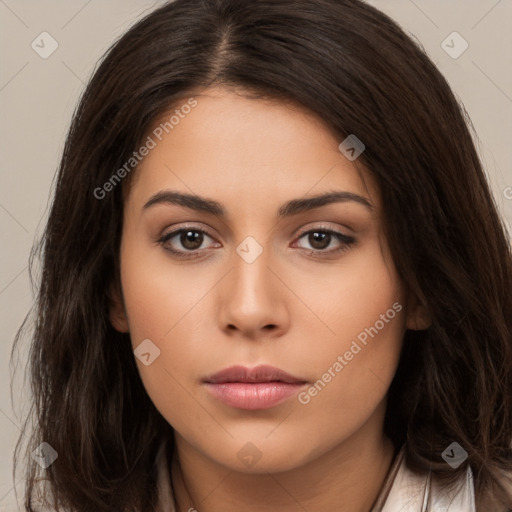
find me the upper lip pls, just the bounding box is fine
[203,365,306,384]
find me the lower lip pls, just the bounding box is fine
[204,382,306,410]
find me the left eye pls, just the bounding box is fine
[294,228,355,253]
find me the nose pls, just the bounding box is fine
[216,245,291,340]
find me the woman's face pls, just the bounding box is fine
[111,86,426,473]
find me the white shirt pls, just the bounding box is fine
[370,444,475,511]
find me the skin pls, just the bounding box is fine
[110,86,430,512]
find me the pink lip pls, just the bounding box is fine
[203,365,307,410]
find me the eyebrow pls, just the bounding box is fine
[143,189,373,217]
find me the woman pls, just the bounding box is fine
[13,0,512,510]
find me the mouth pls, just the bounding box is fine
[203,364,306,384]
[203,365,308,410]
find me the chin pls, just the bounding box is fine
[201,436,319,475]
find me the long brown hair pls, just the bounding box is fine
[12,0,512,510]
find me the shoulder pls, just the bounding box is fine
[375,446,476,512]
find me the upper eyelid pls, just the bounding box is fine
[160,224,216,240]
[160,222,350,236]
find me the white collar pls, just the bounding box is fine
[372,445,475,511]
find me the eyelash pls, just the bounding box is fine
[157,225,356,259]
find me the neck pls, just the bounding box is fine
[169,416,396,512]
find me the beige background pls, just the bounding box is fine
[1,1,511,510]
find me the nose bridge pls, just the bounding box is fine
[217,234,289,336]
[231,235,276,310]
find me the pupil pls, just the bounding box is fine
[181,230,202,250]
[310,231,330,249]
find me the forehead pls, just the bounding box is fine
[124,87,379,215]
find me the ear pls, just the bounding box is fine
[108,281,130,333]
[405,289,432,331]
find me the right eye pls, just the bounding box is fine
[157,226,221,259]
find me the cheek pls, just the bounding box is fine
[117,240,206,400]
[119,237,212,344]
[295,240,403,349]
[119,253,208,433]
[292,243,405,412]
